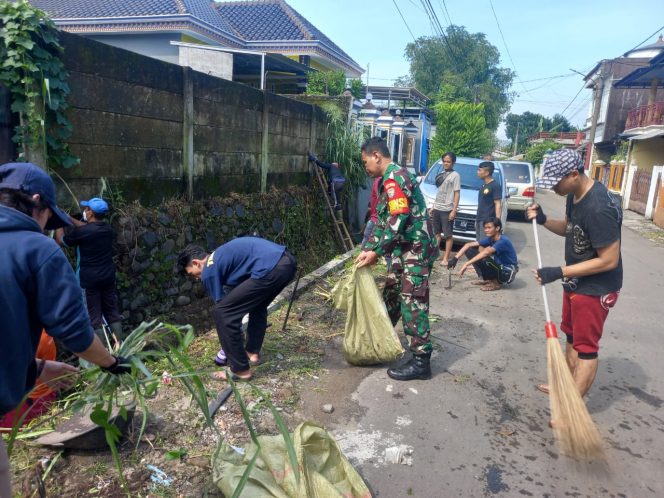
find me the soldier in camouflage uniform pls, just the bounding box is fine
[356,138,439,381]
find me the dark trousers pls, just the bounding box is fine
[464,247,500,281]
[330,179,345,209]
[212,252,297,372]
[85,284,123,328]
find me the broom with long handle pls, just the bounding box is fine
[532,218,605,461]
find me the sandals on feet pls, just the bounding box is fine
[247,352,262,367]
[481,283,501,291]
[210,370,252,382]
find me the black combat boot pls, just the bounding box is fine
[387,352,432,381]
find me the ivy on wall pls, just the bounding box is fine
[0,0,78,167]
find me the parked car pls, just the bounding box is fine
[419,157,509,242]
[501,161,535,213]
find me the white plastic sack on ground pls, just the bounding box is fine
[331,266,404,365]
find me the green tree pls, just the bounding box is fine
[524,141,563,169]
[349,78,363,99]
[306,69,346,96]
[403,26,515,130]
[549,113,573,132]
[431,101,495,159]
[505,111,550,154]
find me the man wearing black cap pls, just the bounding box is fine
[0,163,130,495]
[526,149,622,398]
[59,197,124,342]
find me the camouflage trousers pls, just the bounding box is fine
[383,251,434,354]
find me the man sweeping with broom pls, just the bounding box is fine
[527,148,622,401]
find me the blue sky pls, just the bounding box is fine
[284,0,663,137]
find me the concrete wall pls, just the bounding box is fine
[631,138,664,173]
[87,33,181,64]
[44,32,328,207]
[179,45,233,80]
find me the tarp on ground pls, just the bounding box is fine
[212,421,371,497]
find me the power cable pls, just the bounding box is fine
[420,0,460,65]
[487,0,530,96]
[392,0,418,42]
[622,24,664,56]
[436,0,453,26]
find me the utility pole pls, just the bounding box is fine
[513,121,520,157]
[586,61,606,169]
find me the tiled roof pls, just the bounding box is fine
[31,0,235,35]
[29,0,362,73]
[215,0,358,68]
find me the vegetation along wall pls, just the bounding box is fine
[99,186,336,327]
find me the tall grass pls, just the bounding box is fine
[62,321,212,495]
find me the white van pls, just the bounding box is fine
[419,157,509,242]
[501,161,535,213]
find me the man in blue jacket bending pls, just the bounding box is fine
[178,238,297,381]
[0,162,129,496]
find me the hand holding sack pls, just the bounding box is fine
[331,266,404,365]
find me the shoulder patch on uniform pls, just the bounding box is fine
[384,179,409,215]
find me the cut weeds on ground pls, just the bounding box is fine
[5,268,358,497]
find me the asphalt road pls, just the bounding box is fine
[330,190,664,497]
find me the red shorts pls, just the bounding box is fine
[560,291,619,356]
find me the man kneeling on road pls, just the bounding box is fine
[177,237,297,382]
[450,217,518,291]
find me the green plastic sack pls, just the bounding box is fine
[212,421,371,498]
[331,266,404,365]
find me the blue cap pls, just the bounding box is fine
[80,197,109,214]
[0,162,72,229]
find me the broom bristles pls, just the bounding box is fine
[547,338,605,461]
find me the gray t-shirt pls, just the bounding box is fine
[564,181,622,295]
[433,170,461,211]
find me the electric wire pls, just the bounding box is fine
[622,24,664,56]
[487,0,530,96]
[392,0,418,42]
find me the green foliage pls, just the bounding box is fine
[505,112,574,154]
[0,0,78,168]
[403,26,515,130]
[430,101,495,159]
[307,69,346,96]
[611,140,628,162]
[348,78,363,99]
[67,321,210,495]
[524,141,564,167]
[322,114,365,191]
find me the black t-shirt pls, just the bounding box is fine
[63,222,116,289]
[477,179,501,222]
[564,181,622,295]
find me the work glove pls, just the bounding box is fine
[534,205,547,225]
[101,355,132,375]
[536,266,563,285]
[307,152,317,162]
[447,256,458,269]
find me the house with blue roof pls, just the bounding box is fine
[29,0,363,92]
